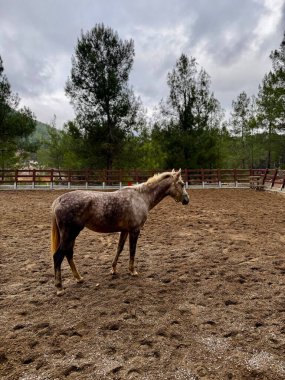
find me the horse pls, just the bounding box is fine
[50,169,189,295]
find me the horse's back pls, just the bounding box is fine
[52,189,148,233]
[86,189,148,232]
[52,190,95,228]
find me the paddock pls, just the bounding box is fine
[1,189,285,379]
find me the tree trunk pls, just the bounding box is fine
[267,123,272,168]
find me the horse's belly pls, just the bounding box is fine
[85,201,147,233]
[85,223,122,233]
[85,216,144,233]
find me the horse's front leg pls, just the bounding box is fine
[111,231,128,275]
[129,229,140,276]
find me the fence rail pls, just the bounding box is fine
[1,168,285,190]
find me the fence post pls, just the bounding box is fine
[262,168,269,185]
[281,172,285,191]
[188,170,192,188]
[50,169,54,189]
[85,169,89,189]
[68,170,71,189]
[184,169,189,188]
[217,169,221,187]
[233,169,237,187]
[119,169,122,186]
[13,169,17,189]
[32,169,36,189]
[271,168,278,188]
[185,168,189,189]
[201,168,205,188]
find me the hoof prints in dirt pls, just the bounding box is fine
[1,189,285,379]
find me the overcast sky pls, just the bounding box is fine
[0,0,284,127]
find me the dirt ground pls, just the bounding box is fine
[1,188,285,380]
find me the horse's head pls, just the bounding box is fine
[169,169,190,205]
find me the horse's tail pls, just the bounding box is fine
[51,214,60,255]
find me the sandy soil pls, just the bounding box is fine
[1,188,285,380]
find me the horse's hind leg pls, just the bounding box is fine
[53,225,82,295]
[111,231,128,275]
[129,229,140,276]
[66,241,84,284]
[53,248,65,295]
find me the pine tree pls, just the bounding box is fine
[230,92,258,168]
[257,32,285,167]
[158,54,223,168]
[65,24,139,169]
[0,56,36,169]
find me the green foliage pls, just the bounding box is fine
[35,120,85,169]
[115,125,166,169]
[29,121,51,143]
[0,56,36,169]
[228,92,258,168]
[256,33,285,167]
[156,54,223,168]
[3,29,285,171]
[65,24,139,169]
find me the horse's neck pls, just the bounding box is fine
[143,178,171,210]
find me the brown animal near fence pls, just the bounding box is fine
[50,169,189,295]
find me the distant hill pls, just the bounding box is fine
[29,121,51,143]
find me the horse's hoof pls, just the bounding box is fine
[76,277,84,283]
[56,289,64,296]
[111,268,117,275]
[130,270,138,276]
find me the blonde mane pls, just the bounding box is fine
[145,172,174,185]
[127,170,179,192]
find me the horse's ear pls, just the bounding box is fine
[171,169,175,174]
[174,169,181,180]
[175,168,181,177]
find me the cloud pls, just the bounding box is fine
[0,0,284,127]
[23,90,74,127]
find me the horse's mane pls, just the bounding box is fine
[145,172,174,185]
[122,171,175,192]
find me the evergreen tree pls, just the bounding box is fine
[157,54,223,168]
[230,92,257,168]
[270,32,285,92]
[257,32,285,167]
[0,56,36,169]
[65,24,139,169]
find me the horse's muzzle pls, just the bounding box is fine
[182,194,190,205]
